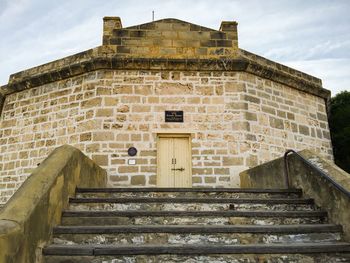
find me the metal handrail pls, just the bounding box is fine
[284,149,350,197]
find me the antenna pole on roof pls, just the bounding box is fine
[152,10,154,21]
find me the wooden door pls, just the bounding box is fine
[157,135,192,187]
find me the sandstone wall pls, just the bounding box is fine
[0,69,332,204]
[102,18,238,58]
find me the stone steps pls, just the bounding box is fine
[43,187,350,262]
[61,210,328,226]
[53,232,342,246]
[43,253,350,263]
[68,198,316,212]
[43,243,350,256]
[69,197,313,204]
[68,204,316,212]
[53,224,342,234]
[52,224,342,245]
[75,187,302,199]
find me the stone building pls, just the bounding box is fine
[0,17,332,204]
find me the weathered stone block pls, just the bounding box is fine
[226,102,248,110]
[243,94,260,104]
[92,154,109,166]
[132,105,151,112]
[317,112,328,122]
[147,175,156,185]
[214,168,230,175]
[96,87,111,95]
[110,175,128,182]
[193,168,213,175]
[223,157,244,166]
[287,112,295,120]
[210,31,227,40]
[216,40,232,47]
[131,175,146,185]
[113,85,133,94]
[269,116,284,129]
[277,110,286,118]
[96,109,113,117]
[161,31,178,38]
[299,125,310,136]
[246,112,257,121]
[232,121,250,131]
[195,86,214,96]
[80,133,92,141]
[192,176,202,183]
[134,85,153,95]
[119,166,138,174]
[81,98,102,108]
[93,132,114,141]
[204,176,216,183]
[155,83,193,95]
[225,82,246,93]
[261,106,276,115]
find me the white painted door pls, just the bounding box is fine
[157,136,191,187]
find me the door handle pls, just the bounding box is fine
[171,167,185,171]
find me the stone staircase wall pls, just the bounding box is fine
[240,149,350,241]
[0,145,107,263]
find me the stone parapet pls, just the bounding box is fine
[240,149,350,241]
[0,145,107,263]
[103,16,122,45]
[239,49,323,88]
[1,55,329,100]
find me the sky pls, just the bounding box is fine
[0,0,349,95]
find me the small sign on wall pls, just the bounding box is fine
[165,111,184,122]
[128,159,136,165]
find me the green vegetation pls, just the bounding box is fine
[329,91,350,173]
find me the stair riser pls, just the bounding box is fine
[62,216,326,226]
[53,232,341,246]
[76,192,301,199]
[68,203,315,212]
[43,254,350,263]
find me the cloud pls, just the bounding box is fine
[0,0,29,21]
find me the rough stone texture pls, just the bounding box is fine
[0,145,107,263]
[104,18,239,58]
[240,149,350,241]
[52,232,340,246]
[68,202,315,212]
[76,191,301,199]
[0,69,333,204]
[62,215,325,227]
[43,254,350,263]
[43,187,350,262]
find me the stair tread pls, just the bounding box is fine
[43,242,350,255]
[69,197,313,204]
[53,224,341,234]
[76,187,302,194]
[62,210,327,217]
